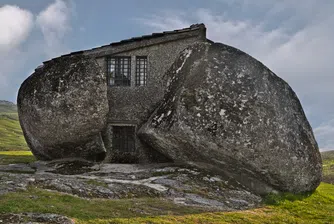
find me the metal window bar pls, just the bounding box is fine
[135,56,147,86]
[112,126,136,153]
[108,57,131,86]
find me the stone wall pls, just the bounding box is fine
[86,29,207,163]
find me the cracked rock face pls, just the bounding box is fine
[139,42,322,194]
[17,55,108,162]
[0,213,74,224]
[0,160,262,210]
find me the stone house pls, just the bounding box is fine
[43,24,208,163]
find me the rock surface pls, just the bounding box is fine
[138,42,322,194]
[0,213,74,224]
[0,160,261,210]
[17,55,108,161]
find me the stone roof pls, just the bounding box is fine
[43,24,206,64]
[108,23,205,46]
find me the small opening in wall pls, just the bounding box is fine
[136,56,147,86]
[108,57,131,86]
[94,151,106,162]
[112,126,136,153]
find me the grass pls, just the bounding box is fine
[0,112,28,151]
[0,104,17,113]
[0,151,35,165]
[0,183,332,224]
[0,102,28,151]
[85,179,109,188]
[79,183,334,223]
[0,133,333,223]
[0,187,208,223]
[0,150,333,223]
[322,150,334,184]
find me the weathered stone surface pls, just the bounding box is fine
[0,160,261,210]
[138,42,322,194]
[17,55,108,161]
[0,213,74,224]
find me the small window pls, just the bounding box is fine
[135,56,147,86]
[108,57,131,86]
[112,126,136,152]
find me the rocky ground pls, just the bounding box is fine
[0,159,262,223]
[0,213,74,224]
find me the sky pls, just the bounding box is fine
[0,0,333,151]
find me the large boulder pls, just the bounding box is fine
[17,55,108,161]
[139,42,322,194]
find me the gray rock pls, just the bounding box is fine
[0,161,262,210]
[0,213,74,224]
[17,55,108,161]
[0,163,35,174]
[138,42,322,194]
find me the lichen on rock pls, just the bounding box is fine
[138,42,322,195]
[17,55,109,161]
[16,39,322,196]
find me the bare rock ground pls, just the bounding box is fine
[0,213,74,224]
[0,160,261,212]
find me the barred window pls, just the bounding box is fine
[108,57,131,86]
[135,56,147,86]
[112,126,136,152]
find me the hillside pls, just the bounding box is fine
[322,150,334,184]
[0,100,17,113]
[0,101,28,151]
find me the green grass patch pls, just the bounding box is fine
[0,113,28,151]
[0,104,17,113]
[0,183,332,224]
[0,142,332,223]
[321,150,334,161]
[0,187,207,223]
[78,183,334,224]
[85,179,109,188]
[321,150,334,184]
[0,151,35,165]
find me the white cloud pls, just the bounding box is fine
[0,5,34,52]
[36,0,72,58]
[139,1,334,150]
[0,5,34,99]
[0,0,73,102]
